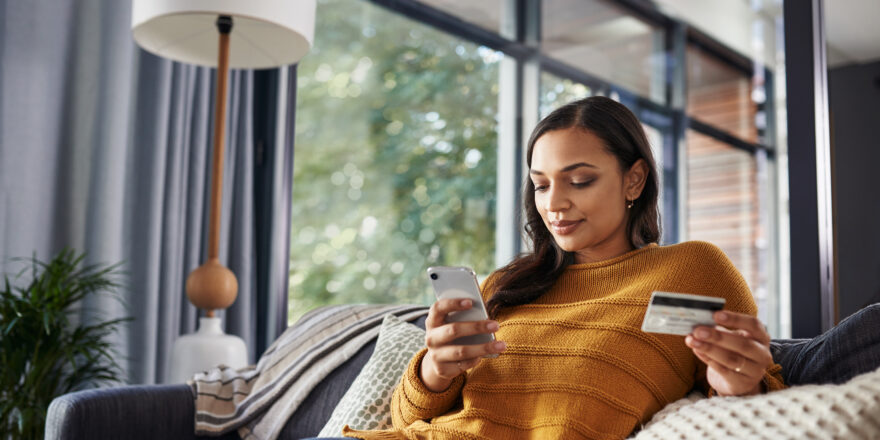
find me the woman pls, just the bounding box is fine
[344,96,786,439]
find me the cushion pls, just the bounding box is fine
[631,365,880,439]
[317,314,426,437]
[277,315,428,440]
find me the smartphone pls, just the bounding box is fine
[427,266,497,352]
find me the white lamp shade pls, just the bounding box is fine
[132,0,316,69]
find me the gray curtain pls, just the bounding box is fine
[0,0,294,384]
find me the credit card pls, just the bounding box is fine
[641,291,726,336]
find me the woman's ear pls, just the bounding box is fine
[625,159,648,200]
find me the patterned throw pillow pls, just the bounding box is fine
[631,365,880,439]
[317,313,426,437]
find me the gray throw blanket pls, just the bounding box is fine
[191,304,430,440]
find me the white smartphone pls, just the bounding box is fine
[427,266,497,351]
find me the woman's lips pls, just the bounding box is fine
[550,220,583,235]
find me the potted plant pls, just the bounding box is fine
[0,249,131,439]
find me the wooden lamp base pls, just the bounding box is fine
[186,259,238,318]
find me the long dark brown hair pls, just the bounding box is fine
[486,96,661,318]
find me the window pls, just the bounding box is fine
[684,44,774,326]
[416,0,506,34]
[289,0,501,323]
[686,130,763,288]
[686,46,759,143]
[542,0,666,103]
[539,72,592,118]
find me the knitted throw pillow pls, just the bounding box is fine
[631,365,880,439]
[317,314,425,437]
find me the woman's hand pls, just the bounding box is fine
[685,311,773,396]
[420,298,507,392]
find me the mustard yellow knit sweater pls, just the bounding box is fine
[344,241,786,440]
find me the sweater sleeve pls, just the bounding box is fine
[390,348,466,427]
[688,241,788,395]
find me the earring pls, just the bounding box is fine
[627,199,634,209]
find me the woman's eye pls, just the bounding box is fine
[533,183,548,192]
[572,180,594,188]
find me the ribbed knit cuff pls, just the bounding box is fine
[399,348,465,419]
[762,363,787,391]
[342,425,406,439]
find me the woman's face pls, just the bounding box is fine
[529,127,645,263]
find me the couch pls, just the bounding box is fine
[45,304,880,440]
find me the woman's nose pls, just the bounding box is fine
[545,186,570,212]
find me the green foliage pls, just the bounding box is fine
[289,0,502,322]
[540,72,593,118]
[0,249,130,439]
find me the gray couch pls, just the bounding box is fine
[45,305,880,440]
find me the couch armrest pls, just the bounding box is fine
[45,384,240,440]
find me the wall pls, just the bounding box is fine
[829,59,880,319]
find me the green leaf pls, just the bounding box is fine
[3,316,19,335]
[42,311,52,335]
[0,248,130,437]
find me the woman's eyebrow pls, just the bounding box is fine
[529,162,598,175]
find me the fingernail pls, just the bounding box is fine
[460,299,471,307]
[717,311,728,322]
[493,341,506,351]
[689,337,703,348]
[487,321,499,331]
[695,328,711,339]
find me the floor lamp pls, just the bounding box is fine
[131,0,315,384]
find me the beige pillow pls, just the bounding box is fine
[317,314,425,437]
[632,365,880,439]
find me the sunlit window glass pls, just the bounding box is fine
[416,0,505,34]
[686,130,767,302]
[686,46,759,143]
[539,72,592,118]
[542,0,666,104]
[290,0,501,323]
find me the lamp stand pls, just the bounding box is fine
[168,15,247,383]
